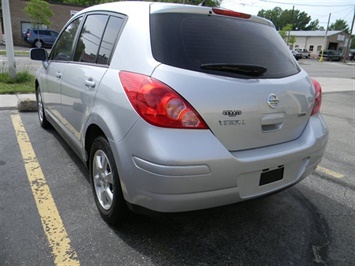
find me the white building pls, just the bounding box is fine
[288,30,350,58]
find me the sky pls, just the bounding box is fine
[221,0,355,33]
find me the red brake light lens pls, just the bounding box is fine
[212,8,251,19]
[119,71,208,129]
[311,79,322,116]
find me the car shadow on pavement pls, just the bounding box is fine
[112,187,332,265]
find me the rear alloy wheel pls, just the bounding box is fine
[34,40,43,48]
[36,86,50,128]
[89,136,129,226]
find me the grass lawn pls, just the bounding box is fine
[0,50,30,57]
[0,71,35,94]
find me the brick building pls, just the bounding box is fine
[1,0,83,46]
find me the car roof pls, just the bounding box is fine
[73,2,273,27]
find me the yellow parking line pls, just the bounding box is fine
[317,166,344,179]
[11,112,80,266]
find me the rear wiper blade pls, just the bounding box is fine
[201,63,267,77]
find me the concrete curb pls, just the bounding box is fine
[0,93,37,112]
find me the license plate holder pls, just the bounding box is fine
[259,167,284,186]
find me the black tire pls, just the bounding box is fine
[34,40,43,48]
[36,86,51,129]
[89,136,129,226]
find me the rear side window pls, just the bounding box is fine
[74,14,108,64]
[150,13,300,79]
[97,16,123,65]
[39,30,50,36]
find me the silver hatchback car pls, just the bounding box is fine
[31,2,328,225]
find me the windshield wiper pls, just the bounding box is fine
[201,63,267,77]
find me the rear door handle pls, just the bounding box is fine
[56,72,62,79]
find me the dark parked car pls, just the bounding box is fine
[292,50,302,60]
[318,50,341,61]
[24,29,59,48]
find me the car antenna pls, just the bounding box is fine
[198,0,206,6]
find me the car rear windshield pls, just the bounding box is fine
[150,13,300,79]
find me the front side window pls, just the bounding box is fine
[51,17,83,61]
[74,14,108,64]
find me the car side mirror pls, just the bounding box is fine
[30,48,48,61]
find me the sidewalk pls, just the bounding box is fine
[0,77,354,111]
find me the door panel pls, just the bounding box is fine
[41,62,66,121]
[60,64,107,147]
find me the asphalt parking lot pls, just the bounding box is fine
[1,89,354,265]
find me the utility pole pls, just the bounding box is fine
[320,13,331,62]
[286,6,295,47]
[2,0,16,78]
[343,6,355,63]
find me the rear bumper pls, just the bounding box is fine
[110,113,328,213]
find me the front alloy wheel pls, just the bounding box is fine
[36,86,50,128]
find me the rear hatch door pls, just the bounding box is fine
[149,6,314,151]
[152,67,314,151]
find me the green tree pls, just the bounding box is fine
[304,19,324,31]
[258,7,283,29]
[289,35,296,46]
[258,7,316,31]
[24,0,54,28]
[290,10,311,30]
[279,24,295,46]
[329,19,350,34]
[63,0,98,5]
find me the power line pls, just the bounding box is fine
[259,0,353,7]
[312,7,355,17]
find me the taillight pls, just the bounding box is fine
[212,8,251,19]
[119,71,208,129]
[311,79,322,116]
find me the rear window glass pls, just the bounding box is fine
[150,13,300,79]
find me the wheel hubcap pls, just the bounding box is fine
[93,150,114,210]
[37,92,43,122]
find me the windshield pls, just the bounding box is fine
[150,13,300,79]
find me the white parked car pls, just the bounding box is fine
[30,2,328,225]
